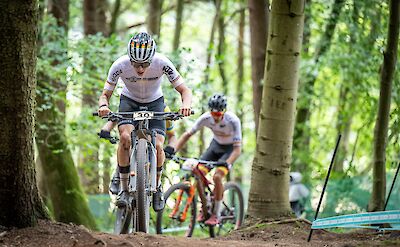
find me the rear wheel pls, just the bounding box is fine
[156,182,197,237]
[216,182,244,236]
[136,139,150,233]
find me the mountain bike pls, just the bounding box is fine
[94,110,188,234]
[156,155,244,237]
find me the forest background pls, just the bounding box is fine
[31,0,400,232]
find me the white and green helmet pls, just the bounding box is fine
[127,32,156,63]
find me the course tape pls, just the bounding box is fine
[311,210,400,230]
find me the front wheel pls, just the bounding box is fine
[215,181,244,236]
[136,139,151,233]
[156,182,197,237]
[114,205,131,234]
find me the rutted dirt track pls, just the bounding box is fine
[1,219,399,247]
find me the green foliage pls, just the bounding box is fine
[35,0,400,227]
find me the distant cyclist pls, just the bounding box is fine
[167,93,242,226]
[97,31,192,212]
[289,172,309,217]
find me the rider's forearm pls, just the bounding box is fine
[180,85,192,108]
[226,146,241,165]
[98,91,111,108]
[174,131,192,152]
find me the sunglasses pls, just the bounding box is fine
[210,111,224,117]
[132,62,151,68]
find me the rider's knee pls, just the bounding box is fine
[120,132,131,149]
[156,141,163,151]
[155,135,165,151]
[213,173,223,183]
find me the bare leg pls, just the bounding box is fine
[155,134,165,186]
[118,124,134,191]
[212,170,225,218]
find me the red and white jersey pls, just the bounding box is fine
[189,111,242,146]
[105,53,183,103]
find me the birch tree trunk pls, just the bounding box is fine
[368,0,399,212]
[248,0,305,218]
[0,0,48,227]
[248,0,268,134]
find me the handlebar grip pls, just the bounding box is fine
[92,112,99,116]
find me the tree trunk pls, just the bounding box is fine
[293,0,344,172]
[247,0,305,218]
[368,0,399,212]
[84,0,108,37]
[248,0,268,134]
[82,0,109,193]
[173,0,184,52]
[0,0,48,227]
[36,0,97,229]
[234,2,245,184]
[97,0,108,35]
[333,84,352,173]
[172,0,189,155]
[147,0,163,39]
[110,0,121,35]
[217,0,228,95]
[199,0,221,155]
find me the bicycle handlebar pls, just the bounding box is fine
[93,110,194,121]
[167,154,228,170]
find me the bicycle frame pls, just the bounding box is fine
[168,163,217,222]
[95,110,189,234]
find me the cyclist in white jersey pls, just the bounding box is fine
[98,32,192,212]
[167,93,242,226]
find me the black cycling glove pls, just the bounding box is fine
[164,146,175,157]
[98,130,118,144]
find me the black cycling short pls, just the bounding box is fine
[118,95,166,136]
[200,139,233,162]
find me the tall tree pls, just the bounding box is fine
[293,0,345,172]
[247,0,305,218]
[248,0,268,134]
[173,0,184,53]
[36,0,97,228]
[110,0,121,35]
[234,0,245,183]
[82,0,109,190]
[236,3,245,127]
[147,0,163,39]
[198,0,222,155]
[217,0,228,95]
[0,0,48,228]
[368,0,399,212]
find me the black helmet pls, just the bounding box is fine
[208,93,227,111]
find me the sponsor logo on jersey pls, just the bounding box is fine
[111,69,123,82]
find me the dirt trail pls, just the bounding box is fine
[1,220,399,247]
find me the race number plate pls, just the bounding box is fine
[133,111,154,120]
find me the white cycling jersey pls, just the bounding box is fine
[105,53,183,103]
[189,111,242,146]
